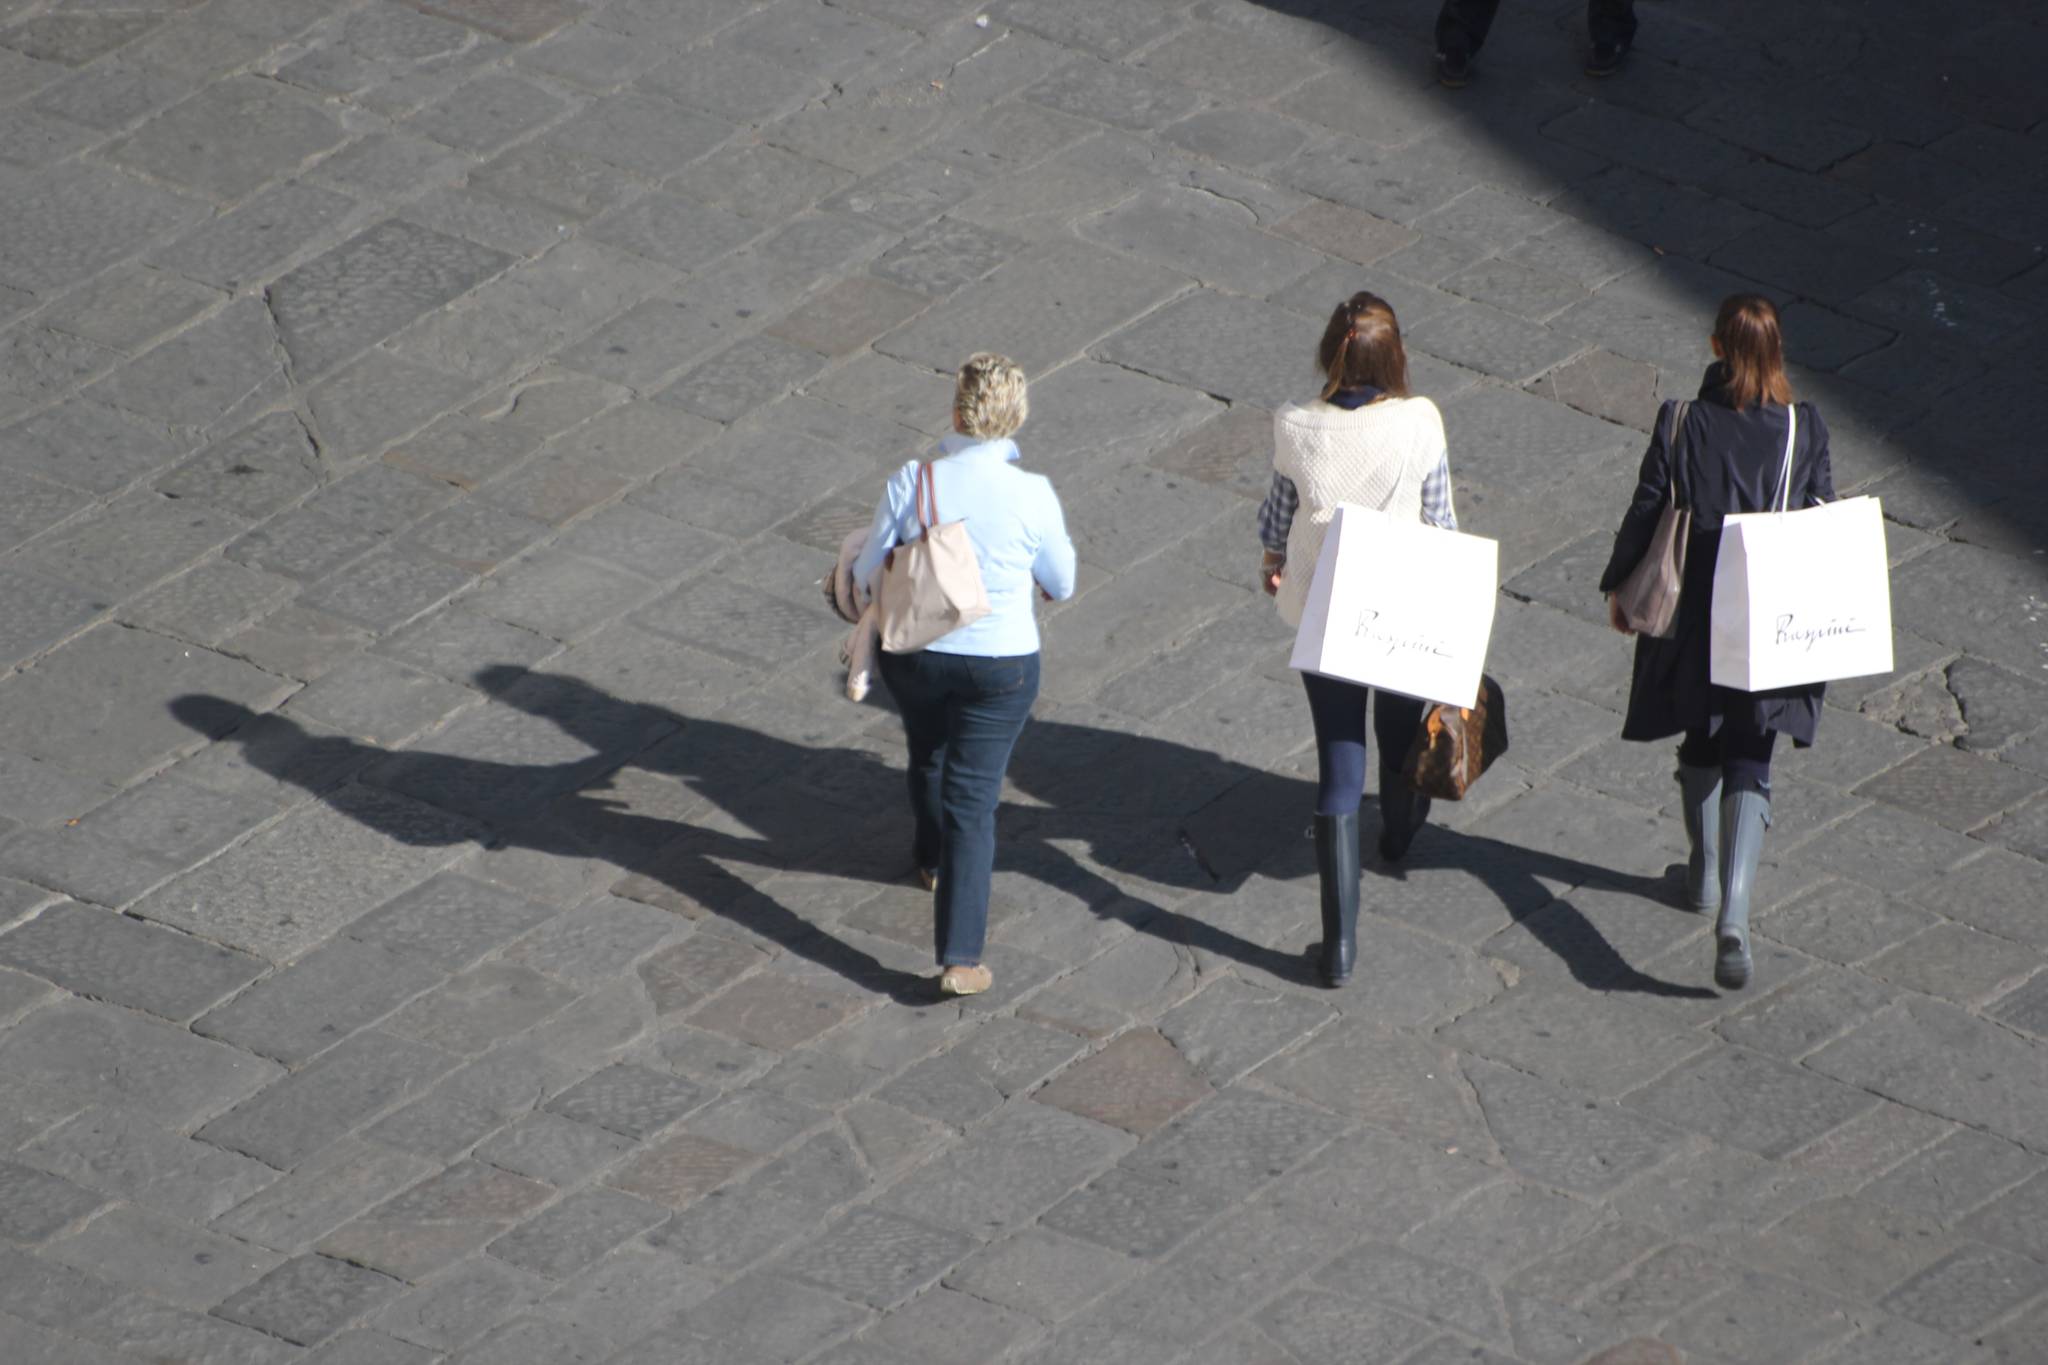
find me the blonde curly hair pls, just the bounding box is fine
[953,352,1028,440]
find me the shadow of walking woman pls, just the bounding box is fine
[171,662,1710,1003]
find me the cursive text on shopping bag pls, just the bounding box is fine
[1353,608,1455,658]
[1774,613,1870,652]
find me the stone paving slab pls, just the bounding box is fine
[0,0,2045,1362]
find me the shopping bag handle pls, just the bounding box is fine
[1771,403,1799,514]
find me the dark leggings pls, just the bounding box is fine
[1677,710,1778,799]
[1302,673,1427,816]
[1436,0,1638,54]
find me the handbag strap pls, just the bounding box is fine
[1771,403,1799,514]
[1665,400,1691,510]
[913,461,938,538]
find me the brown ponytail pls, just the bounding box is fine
[1317,292,1410,401]
[1713,294,1793,410]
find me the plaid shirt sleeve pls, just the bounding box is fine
[1421,451,1458,532]
[1257,472,1297,554]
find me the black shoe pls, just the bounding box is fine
[1312,811,1360,987]
[1585,40,1629,77]
[1436,47,1472,87]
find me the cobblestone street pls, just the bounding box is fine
[1,0,2046,1361]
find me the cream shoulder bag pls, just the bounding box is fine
[878,462,991,654]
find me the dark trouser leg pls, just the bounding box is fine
[931,653,1039,967]
[1675,728,1724,913]
[1302,673,1370,984]
[1588,0,1637,45]
[878,650,946,874]
[1436,0,1502,55]
[1372,690,1430,861]
[1302,672,1370,816]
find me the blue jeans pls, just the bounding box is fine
[878,650,1040,966]
[1301,672,1426,816]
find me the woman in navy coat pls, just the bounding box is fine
[1599,295,1834,992]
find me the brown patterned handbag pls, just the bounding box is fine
[1403,674,1509,801]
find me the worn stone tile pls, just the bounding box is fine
[215,1138,439,1255]
[198,1031,460,1169]
[1807,995,2048,1150]
[0,996,280,1131]
[218,1254,406,1347]
[604,1131,754,1210]
[0,1157,105,1243]
[487,1187,665,1280]
[0,900,267,1022]
[1444,988,1707,1099]
[76,1295,308,1365]
[1715,964,1901,1059]
[682,973,867,1053]
[386,961,581,1055]
[545,1063,707,1140]
[371,1256,550,1353]
[1879,1243,2048,1337]
[881,239,1187,377]
[1033,1028,1214,1137]
[106,76,348,203]
[320,1159,556,1282]
[49,1203,281,1307]
[24,1105,277,1225]
[772,1206,974,1310]
[1855,745,2046,832]
[1625,1046,1877,1159]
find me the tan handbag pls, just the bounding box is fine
[1612,400,1691,639]
[878,462,991,654]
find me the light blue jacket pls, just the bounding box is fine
[853,434,1077,657]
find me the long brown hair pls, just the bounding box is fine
[1713,294,1793,410]
[1317,292,1410,401]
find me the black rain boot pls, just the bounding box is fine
[1313,811,1360,987]
[1378,762,1431,863]
[1715,790,1770,990]
[1676,763,1722,914]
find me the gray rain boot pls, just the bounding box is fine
[1312,811,1360,987]
[1676,764,1722,914]
[1715,790,1771,990]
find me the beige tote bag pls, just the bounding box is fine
[1613,400,1691,639]
[878,462,991,653]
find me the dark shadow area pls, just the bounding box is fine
[1239,0,2048,565]
[172,664,1711,1000]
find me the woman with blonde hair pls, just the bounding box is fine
[1259,293,1458,987]
[853,353,1076,998]
[1599,294,1835,991]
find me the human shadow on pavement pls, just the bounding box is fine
[172,666,1709,1001]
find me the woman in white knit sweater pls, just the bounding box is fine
[1258,292,1458,987]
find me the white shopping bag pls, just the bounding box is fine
[1710,495,1894,690]
[1289,503,1499,708]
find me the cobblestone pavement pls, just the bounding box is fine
[0,0,2045,1361]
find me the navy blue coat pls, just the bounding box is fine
[1598,366,1837,746]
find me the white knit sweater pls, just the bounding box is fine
[1271,396,1448,627]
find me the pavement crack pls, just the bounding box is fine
[1177,178,1261,222]
[260,283,333,480]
